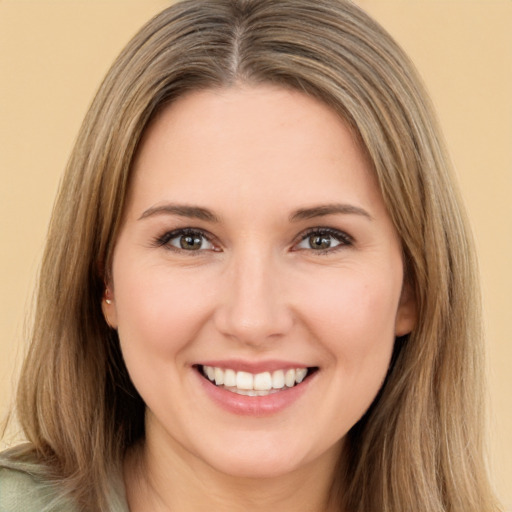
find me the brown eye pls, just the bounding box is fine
[156,229,215,252]
[180,234,204,250]
[308,234,332,250]
[294,228,352,253]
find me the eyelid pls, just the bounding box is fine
[292,226,353,253]
[153,227,220,252]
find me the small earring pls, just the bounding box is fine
[104,288,113,305]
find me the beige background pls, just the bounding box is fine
[1,0,510,507]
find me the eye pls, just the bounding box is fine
[294,228,352,253]
[155,229,216,252]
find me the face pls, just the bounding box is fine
[104,85,416,480]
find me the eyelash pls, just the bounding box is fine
[153,228,218,253]
[152,227,353,255]
[294,227,353,254]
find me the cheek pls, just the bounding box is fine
[111,261,219,418]
[112,259,214,363]
[298,266,401,384]
[302,269,400,339]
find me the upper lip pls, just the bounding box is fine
[195,359,315,374]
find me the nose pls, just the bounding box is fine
[213,248,294,347]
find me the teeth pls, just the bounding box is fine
[205,366,215,381]
[253,372,272,391]
[214,367,224,386]
[230,388,281,396]
[236,371,253,390]
[272,370,285,389]
[201,365,311,393]
[296,368,308,383]
[285,369,296,387]
[224,368,236,387]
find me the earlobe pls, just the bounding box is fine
[102,288,118,329]
[394,281,417,337]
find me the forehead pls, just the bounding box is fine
[127,84,381,218]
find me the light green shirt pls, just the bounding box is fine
[0,453,129,512]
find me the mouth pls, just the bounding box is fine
[196,365,318,397]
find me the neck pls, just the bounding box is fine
[124,432,344,512]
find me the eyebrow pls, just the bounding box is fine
[138,202,372,223]
[138,203,220,222]
[289,203,373,222]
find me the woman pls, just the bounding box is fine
[0,0,502,511]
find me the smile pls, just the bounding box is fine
[198,365,316,396]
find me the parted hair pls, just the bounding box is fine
[7,0,500,510]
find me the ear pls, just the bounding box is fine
[101,286,118,329]
[394,280,417,337]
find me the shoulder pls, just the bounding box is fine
[0,450,77,512]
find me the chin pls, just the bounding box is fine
[194,432,341,481]
[212,455,305,480]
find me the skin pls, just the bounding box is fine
[103,84,416,512]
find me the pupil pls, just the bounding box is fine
[180,235,202,250]
[310,235,331,250]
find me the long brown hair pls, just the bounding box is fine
[7,0,501,510]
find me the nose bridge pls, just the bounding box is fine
[215,243,292,344]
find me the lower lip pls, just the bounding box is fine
[195,370,313,416]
